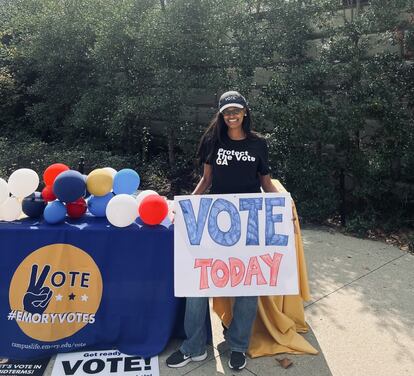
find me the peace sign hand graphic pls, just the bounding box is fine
[23,264,53,314]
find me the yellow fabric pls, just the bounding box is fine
[212,180,318,358]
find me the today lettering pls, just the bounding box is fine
[194,252,283,289]
[179,197,289,247]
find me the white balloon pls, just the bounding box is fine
[0,197,22,221]
[102,167,117,178]
[166,199,175,222]
[106,194,138,228]
[8,168,39,198]
[136,190,159,208]
[0,178,9,206]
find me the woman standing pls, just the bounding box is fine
[166,91,279,371]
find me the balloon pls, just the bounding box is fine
[0,178,8,206]
[53,170,85,203]
[139,195,168,225]
[44,201,66,224]
[82,175,91,198]
[8,168,39,198]
[136,190,159,208]
[22,192,46,218]
[113,169,140,195]
[66,197,87,219]
[106,194,138,227]
[102,167,117,178]
[86,169,113,196]
[166,199,175,222]
[43,163,70,186]
[87,193,114,217]
[0,197,22,221]
[41,185,57,202]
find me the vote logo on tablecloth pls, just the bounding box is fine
[8,244,103,342]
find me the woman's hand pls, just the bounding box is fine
[259,174,279,193]
[292,202,298,234]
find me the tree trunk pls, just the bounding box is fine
[356,0,361,15]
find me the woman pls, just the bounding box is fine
[166,91,279,371]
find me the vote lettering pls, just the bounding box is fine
[179,197,288,247]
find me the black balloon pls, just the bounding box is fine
[22,192,47,218]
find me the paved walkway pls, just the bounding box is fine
[44,228,414,376]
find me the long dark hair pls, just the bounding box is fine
[196,107,260,165]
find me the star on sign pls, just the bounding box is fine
[81,294,89,302]
[55,294,63,301]
[68,293,76,301]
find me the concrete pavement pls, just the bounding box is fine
[303,228,414,376]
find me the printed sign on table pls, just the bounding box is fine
[174,192,298,297]
[8,243,103,343]
[0,357,49,376]
[51,350,159,376]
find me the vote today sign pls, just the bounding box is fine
[51,350,159,376]
[174,193,299,297]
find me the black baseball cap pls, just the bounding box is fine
[218,91,247,113]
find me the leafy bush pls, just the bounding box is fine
[0,137,171,195]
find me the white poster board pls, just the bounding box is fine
[174,192,299,297]
[51,350,159,376]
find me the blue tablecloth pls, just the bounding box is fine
[0,214,185,360]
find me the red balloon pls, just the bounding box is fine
[139,195,168,225]
[66,197,87,219]
[43,163,70,186]
[41,185,57,202]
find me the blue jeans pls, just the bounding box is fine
[179,296,258,356]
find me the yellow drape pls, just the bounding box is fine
[212,180,318,357]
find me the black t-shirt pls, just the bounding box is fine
[199,134,271,194]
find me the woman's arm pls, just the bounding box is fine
[260,174,279,193]
[192,164,213,195]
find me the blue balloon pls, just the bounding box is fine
[113,169,140,195]
[44,201,66,224]
[53,170,86,203]
[87,193,114,217]
[22,192,46,218]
